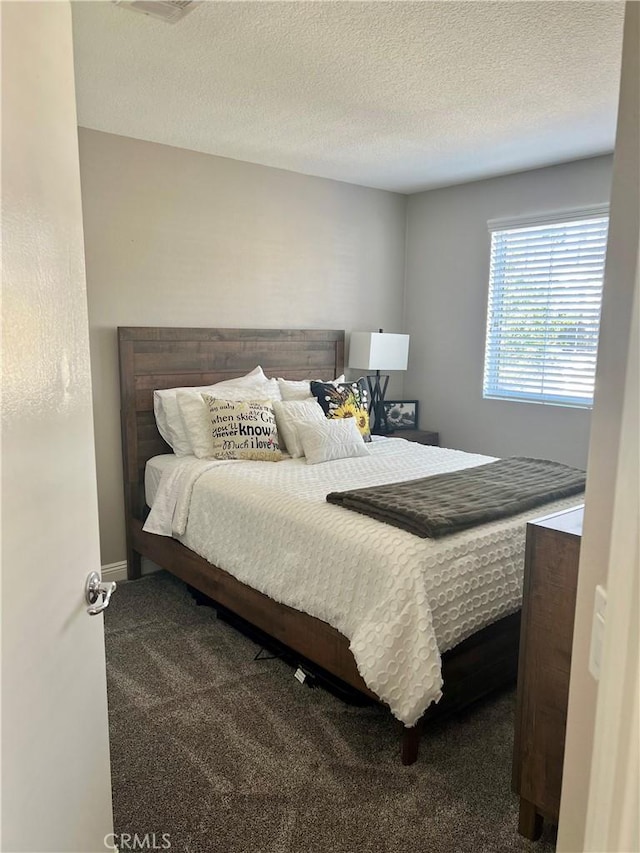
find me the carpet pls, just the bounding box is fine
[105,572,556,853]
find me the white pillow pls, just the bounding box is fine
[153,393,192,456]
[178,377,281,458]
[272,398,326,458]
[297,417,369,465]
[153,367,268,456]
[277,374,345,401]
[202,396,282,461]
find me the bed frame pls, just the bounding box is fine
[118,326,521,764]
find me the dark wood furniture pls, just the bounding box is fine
[118,326,522,765]
[388,428,439,446]
[512,505,584,839]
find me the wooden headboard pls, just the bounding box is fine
[118,326,345,524]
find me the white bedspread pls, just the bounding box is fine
[144,439,582,726]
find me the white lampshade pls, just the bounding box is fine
[348,331,410,371]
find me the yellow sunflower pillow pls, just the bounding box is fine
[310,379,371,442]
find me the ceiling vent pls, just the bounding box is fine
[112,1,198,24]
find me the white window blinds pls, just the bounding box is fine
[483,211,609,408]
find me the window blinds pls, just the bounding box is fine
[483,213,609,408]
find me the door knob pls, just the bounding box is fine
[85,571,117,616]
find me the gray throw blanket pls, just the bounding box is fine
[326,456,585,539]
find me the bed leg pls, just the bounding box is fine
[517,798,543,840]
[127,546,142,580]
[401,724,421,765]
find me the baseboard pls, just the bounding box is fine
[101,558,163,582]
[101,561,128,582]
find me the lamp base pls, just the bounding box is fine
[366,372,390,435]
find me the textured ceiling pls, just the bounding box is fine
[71,1,625,193]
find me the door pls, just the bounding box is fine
[557,4,639,850]
[1,2,114,851]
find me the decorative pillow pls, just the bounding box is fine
[177,378,281,458]
[297,417,369,465]
[153,366,267,455]
[310,378,371,442]
[272,398,326,458]
[277,374,345,401]
[201,396,283,461]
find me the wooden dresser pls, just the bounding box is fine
[512,504,584,840]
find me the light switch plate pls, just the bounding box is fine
[589,584,608,681]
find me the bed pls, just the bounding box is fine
[118,326,582,764]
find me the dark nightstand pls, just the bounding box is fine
[387,429,439,446]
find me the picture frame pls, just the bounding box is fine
[383,399,419,431]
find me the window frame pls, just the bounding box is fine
[483,205,610,410]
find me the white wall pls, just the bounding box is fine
[403,156,613,467]
[79,129,407,565]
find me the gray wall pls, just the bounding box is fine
[79,129,408,566]
[403,155,613,468]
[80,127,615,568]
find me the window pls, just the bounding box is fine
[483,209,609,408]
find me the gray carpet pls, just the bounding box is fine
[105,572,556,853]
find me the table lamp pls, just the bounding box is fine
[348,329,410,434]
